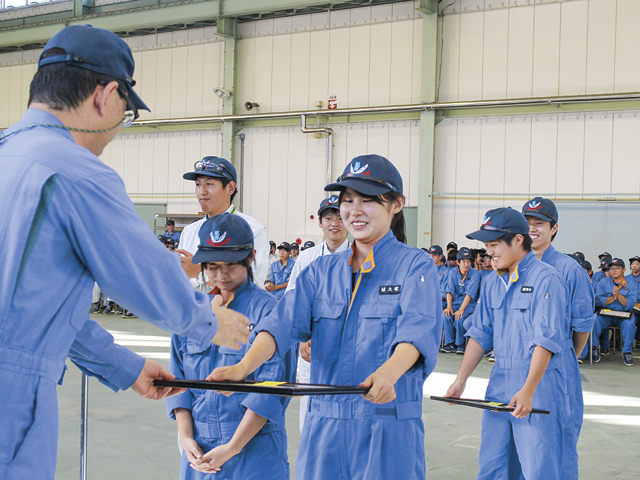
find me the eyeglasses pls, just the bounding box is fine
[194,159,235,181]
[197,244,253,251]
[117,87,139,128]
[335,173,397,192]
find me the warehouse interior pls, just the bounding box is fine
[2,0,640,478]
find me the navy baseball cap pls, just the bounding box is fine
[165,219,175,226]
[598,252,611,259]
[609,258,625,268]
[522,197,558,223]
[599,257,612,269]
[290,242,299,250]
[277,242,291,251]
[39,25,149,112]
[467,207,529,243]
[629,256,640,266]
[192,214,253,264]
[318,194,340,216]
[428,245,444,255]
[456,247,474,261]
[580,260,592,271]
[269,240,276,249]
[573,251,585,262]
[447,242,458,250]
[302,241,315,250]
[325,154,403,195]
[183,156,237,183]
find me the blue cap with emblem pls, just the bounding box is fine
[39,25,149,113]
[428,245,443,255]
[456,247,474,261]
[324,154,403,196]
[466,207,529,243]
[609,258,625,268]
[573,251,585,262]
[522,197,558,223]
[192,214,254,264]
[301,241,315,251]
[599,256,612,269]
[277,242,291,252]
[629,256,640,266]
[183,156,237,183]
[580,260,592,271]
[318,194,340,216]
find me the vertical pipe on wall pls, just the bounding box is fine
[301,114,334,198]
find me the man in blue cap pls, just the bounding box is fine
[266,242,296,298]
[442,246,481,354]
[627,256,640,348]
[0,25,249,479]
[592,258,637,365]
[522,196,595,479]
[285,194,350,432]
[178,156,270,288]
[427,245,450,311]
[446,207,570,480]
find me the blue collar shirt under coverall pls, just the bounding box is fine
[0,109,220,480]
[593,276,638,353]
[465,251,570,480]
[269,258,295,299]
[165,279,296,480]
[539,244,595,480]
[254,230,443,480]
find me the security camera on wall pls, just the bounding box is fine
[245,102,259,111]
[213,87,233,99]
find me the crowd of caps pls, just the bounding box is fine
[427,242,640,366]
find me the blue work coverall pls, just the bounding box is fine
[539,245,595,480]
[593,276,637,353]
[466,251,570,480]
[166,279,296,480]
[269,258,295,299]
[255,231,443,480]
[437,264,450,308]
[0,109,219,479]
[444,267,481,346]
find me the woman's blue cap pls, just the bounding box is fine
[467,207,529,243]
[192,214,253,264]
[39,25,149,112]
[521,197,558,223]
[325,154,403,195]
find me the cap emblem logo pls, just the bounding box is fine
[527,201,542,210]
[329,194,339,204]
[350,162,370,175]
[482,215,491,226]
[207,230,230,246]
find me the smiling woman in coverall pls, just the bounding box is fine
[209,154,444,480]
[446,207,570,480]
[166,214,296,479]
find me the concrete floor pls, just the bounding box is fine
[55,314,640,479]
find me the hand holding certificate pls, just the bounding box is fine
[431,396,549,415]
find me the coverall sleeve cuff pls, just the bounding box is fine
[392,333,436,366]
[111,348,146,391]
[465,327,493,352]
[241,394,284,425]
[165,393,193,420]
[529,336,562,356]
[571,313,597,333]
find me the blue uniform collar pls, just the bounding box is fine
[209,276,253,308]
[540,243,559,263]
[349,229,396,273]
[497,250,538,288]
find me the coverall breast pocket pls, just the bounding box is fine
[182,340,212,379]
[311,299,345,365]
[512,295,533,337]
[357,302,401,367]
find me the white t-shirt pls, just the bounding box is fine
[180,205,270,288]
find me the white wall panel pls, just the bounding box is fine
[138,50,158,121]
[308,30,330,109]
[583,114,613,194]
[555,115,585,194]
[558,0,588,95]
[529,116,558,194]
[390,20,415,105]
[532,3,560,97]
[0,67,9,128]
[347,26,370,107]
[328,28,350,108]
[289,32,311,111]
[152,135,170,205]
[504,118,532,194]
[478,118,506,194]
[454,120,481,242]
[369,22,392,106]
[411,18,423,103]
[482,9,508,100]
[585,0,616,94]
[154,49,173,119]
[185,44,205,118]
[438,14,460,102]
[611,112,640,195]
[614,0,640,93]
[272,35,292,112]
[254,36,274,113]
[458,12,484,101]
[507,6,534,99]
[170,46,189,119]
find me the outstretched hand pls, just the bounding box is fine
[130,359,185,400]
[211,295,250,349]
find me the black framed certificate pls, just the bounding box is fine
[430,396,549,415]
[153,379,369,397]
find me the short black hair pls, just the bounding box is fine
[29,48,125,110]
[498,233,532,252]
[447,249,458,261]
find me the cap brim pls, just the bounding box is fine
[183,171,227,181]
[324,178,391,196]
[276,247,291,252]
[192,248,251,264]
[466,229,506,242]
[523,212,554,222]
[129,88,150,112]
[318,205,340,216]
